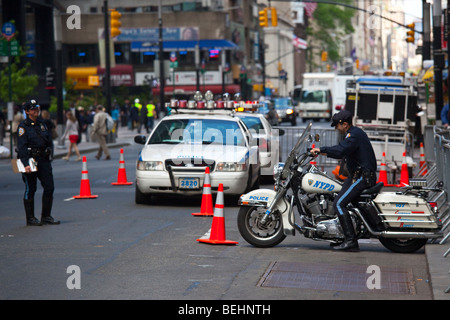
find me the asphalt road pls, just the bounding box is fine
[0,142,434,302]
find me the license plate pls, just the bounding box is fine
[179,178,200,189]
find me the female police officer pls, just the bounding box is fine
[17,99,60,226]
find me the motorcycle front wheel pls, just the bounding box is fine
[378,238,428,253]
[237,206,286,248]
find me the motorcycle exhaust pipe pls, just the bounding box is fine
[353,209,441,239]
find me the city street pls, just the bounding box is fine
[0,139,435,301]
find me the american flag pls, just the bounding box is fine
[304,1,317,17]
[293,35,307,49]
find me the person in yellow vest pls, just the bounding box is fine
[146,102,157,131]
[138,101,157,134]
[133,98,142,131]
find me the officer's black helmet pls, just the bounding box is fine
[23,99,40,111]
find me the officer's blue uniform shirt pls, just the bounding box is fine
[320,125,376,175]
[17,117,53,167]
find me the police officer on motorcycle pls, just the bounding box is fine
[17,99,60,226]
[311,110,376,252]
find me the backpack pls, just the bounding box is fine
[105,113,114,133]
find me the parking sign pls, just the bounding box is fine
[2,22,16,41]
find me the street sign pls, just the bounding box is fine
[170,51,177,62]
[1,22,16,40]
[170,61,178,68]
[0,40,19,56]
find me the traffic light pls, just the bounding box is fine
[270,7,278,27]
[321,51,328,62]
[406,23,415,43]
[259,8,268,27]
[110,9,122,38]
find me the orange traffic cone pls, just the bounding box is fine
[197,183,238,245]
[377,152,388,185]
[112,149,133,186]
[398,151,409,187]
[419,142,428,176]
[192,167,214,216]
[73,156,98,199]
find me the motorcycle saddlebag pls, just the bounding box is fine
[358,202,386,231]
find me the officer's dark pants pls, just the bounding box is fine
[21,158,54,219]
[333,176,369,241]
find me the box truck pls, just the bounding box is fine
[296,73,358,121]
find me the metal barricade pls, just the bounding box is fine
[275,126,340,173]
[444,247,450,294]
[423,126,450,244]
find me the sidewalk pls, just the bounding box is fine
[51,124,137,159]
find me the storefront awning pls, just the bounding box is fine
[152,84,240,96]
[131,39,238,52]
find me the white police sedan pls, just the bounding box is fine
[235,108,283,177]
[134,108,261,204]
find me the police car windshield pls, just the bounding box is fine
[236,116,266,133]
[148,119,246,146]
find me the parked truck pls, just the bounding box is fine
[296,73,359,121]
[344,76,419,165]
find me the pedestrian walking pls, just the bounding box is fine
[146,101,157,132]
[17,99,60,226]
[129,99,140,131]
[61,111,82,161]
[12,105,24,147]
[0,107,6,146]
[442,103,449,128]
[91,105,111,160]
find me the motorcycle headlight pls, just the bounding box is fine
[273,162,285,180]
[137,160,164,171]
[216,162,247,172]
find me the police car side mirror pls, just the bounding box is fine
[134,135,147,144]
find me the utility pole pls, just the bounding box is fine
[447,1,450,111]
[433,0,444,122]
[53,8,65,149]
[104,1,112,116]
[159,0,165,113]
[422,0,431,61]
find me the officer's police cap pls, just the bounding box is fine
[23,99,40,111]
[331,110,353,127]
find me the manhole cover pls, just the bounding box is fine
[257,261,416,295]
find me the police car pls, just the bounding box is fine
[134,94,261,204]
[234,102,283,177]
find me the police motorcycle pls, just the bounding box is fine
[237,122,444,253]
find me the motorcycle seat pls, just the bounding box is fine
[360,182,384,196]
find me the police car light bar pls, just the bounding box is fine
[235,101,262,113]
[167,91,245,113]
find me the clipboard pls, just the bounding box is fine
[11,158,38,173]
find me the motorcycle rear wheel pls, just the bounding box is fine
[378,238,428,253]
[237,206,286,248]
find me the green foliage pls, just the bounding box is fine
[0,55,38,104]
[307,0,355,64]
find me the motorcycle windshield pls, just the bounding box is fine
[281,122,312,179]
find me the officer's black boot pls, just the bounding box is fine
[40,195,60,225]
[24,199,40,226]
[334,214,359,252]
